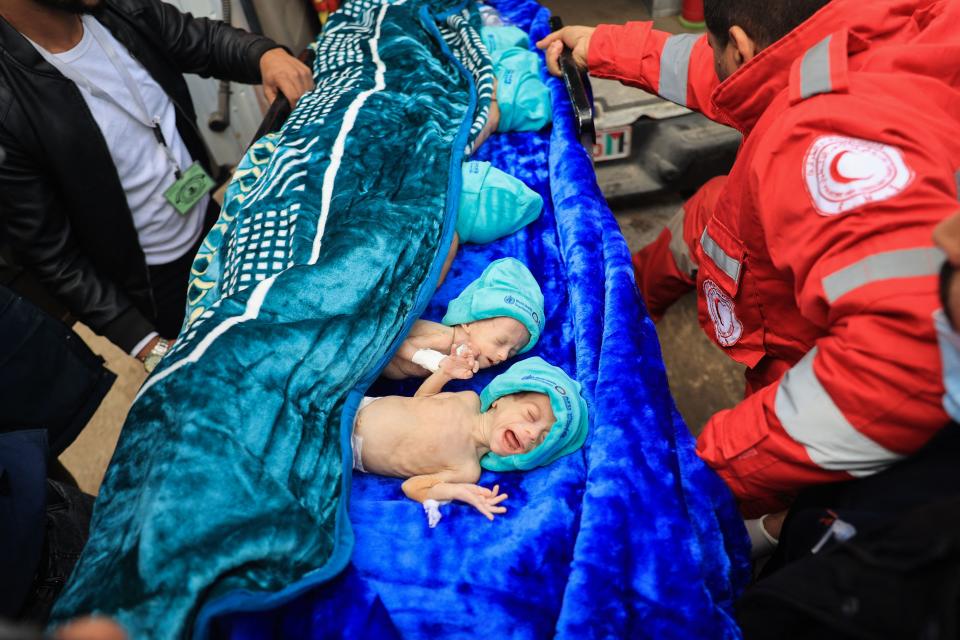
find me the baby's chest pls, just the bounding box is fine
[408,415,475,460]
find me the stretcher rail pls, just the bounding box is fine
[549,16,596,150]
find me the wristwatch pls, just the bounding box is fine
[143,337,171,374]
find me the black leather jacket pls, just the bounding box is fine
[0,0,278,351]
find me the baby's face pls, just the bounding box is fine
[488,392,556,457]
[465,317,530,368]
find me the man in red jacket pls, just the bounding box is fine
[539,0,960,524]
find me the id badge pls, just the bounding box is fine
[164,162,216,215]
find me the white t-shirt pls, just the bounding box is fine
[28,15,207,266]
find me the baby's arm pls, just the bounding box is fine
[437,232,459,288]
[414,369,454,397]
[402,472,509,521]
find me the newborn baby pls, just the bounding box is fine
[354,356,589,520]
[383,258,545,379]
[435,159,543,288]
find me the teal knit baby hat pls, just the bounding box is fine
[480,25,529,54]
[493,47,552,132]
[457,161,543,245]
[441,257,544,354]
[479,357,589,472]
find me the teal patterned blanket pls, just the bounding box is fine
[51,1,484,636]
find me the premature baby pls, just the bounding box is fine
[435,163,543,287]
[353,356,588,520]
[383,258,545,379]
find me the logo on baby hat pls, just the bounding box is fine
[703,279,742,347]
[504,295,542,328]
[803,135,914,216]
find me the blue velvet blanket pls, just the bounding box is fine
[206,1,751,639]
[53,0,750,637]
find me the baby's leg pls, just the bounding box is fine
[437,232,459,289]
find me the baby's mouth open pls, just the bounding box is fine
[504,428,522,453]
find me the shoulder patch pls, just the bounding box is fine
[803,135,914,216]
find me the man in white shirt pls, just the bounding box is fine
[0,0,314,369]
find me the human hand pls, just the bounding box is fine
[536,26,595,77]
[428,483,508,520]
[439,343,479,379]
[763,509,788,540]
[259,48,314,106]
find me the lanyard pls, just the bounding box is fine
[34,16,183,178]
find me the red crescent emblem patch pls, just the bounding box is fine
[804,136,914,216]
[703,279,742,348]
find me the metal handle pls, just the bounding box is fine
[548,16,596,150]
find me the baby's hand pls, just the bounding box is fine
[439,344,479,379]
[429,483,508,521]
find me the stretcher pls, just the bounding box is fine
[52,0,749,637]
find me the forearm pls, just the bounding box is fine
[395,338,420,364]
[401,475,445,503]
[414,370,453,397]
[697,334,947,517]
[587,22,719,117]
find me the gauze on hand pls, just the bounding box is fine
[411,349,446,373]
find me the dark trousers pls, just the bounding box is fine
[16,479,95,624]
[761,422,960,575]
[0,286,113,623]
[738,423,960,640]
[0,286,115,456]
[146,198,219,339]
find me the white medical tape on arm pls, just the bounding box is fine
[412,349,446,373]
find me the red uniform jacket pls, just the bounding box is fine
[589,0,960,515]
